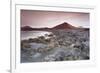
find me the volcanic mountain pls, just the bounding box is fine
[52,22,77,29]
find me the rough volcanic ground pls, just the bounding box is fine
[21,29,89,63]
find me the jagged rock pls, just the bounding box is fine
[31,53,41,58]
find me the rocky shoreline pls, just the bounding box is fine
[21,29,89,63]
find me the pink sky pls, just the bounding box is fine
[21,10,89,28]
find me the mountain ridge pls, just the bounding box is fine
[21,22,89,31]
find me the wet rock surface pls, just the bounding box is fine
[21,29,89,63]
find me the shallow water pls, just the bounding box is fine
[21,31,51,40]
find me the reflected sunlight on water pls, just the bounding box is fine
[21,31,52,40]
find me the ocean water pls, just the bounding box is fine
[21,31,51,40]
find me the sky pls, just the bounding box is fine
[21,10,90,28]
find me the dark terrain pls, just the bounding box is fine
[21,22,89,63]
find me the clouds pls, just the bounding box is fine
[21,10,89,28]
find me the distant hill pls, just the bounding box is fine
[21,26,33,31]
[21,22,89,31]
[21,26,50,31]
[52,22,76,29]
